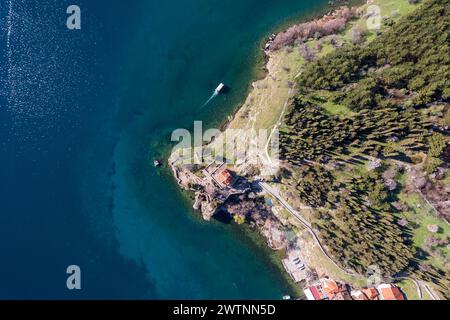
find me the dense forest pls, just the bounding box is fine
[279,0,450,296]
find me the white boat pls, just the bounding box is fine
[214,83,225,95]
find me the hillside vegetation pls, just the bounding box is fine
[279,0,450,297]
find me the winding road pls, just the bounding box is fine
[260,181,442,300]
[419,281,440,300]
[258,181,357,277]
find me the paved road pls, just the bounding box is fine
[258,181,357,277]
[419,281,440,300]
[411,278,423,300]
[395,276,422,300]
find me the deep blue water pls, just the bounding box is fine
[0,0,328,299]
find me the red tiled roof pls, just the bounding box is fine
[362,288,379,300]
[308,286,323,300]
[377,284,405,300]
[321,278,340,295]
[217,169,233,186]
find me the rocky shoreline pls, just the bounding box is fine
[165,0,450,300]
[168,1,373,297]
[168,156,289,250]
[168,1,362,241]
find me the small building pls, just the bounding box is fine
[215,169,234,187]
[304,278,343,300]
[321,278,340,297]
[351,290,369,300]
[362,287,379,300]
[304,286,325,300]
[332,291,353,300]
[320,278,353,300]
[377,284,405,300]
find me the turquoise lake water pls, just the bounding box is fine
[0,0,329,298]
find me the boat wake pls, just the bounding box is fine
[199,83,225,110]
[200,92,218,109]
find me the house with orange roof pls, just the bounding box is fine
[304,278,354,300]
[376,284,405,300]
[321,278,340,297]
[362,287,379,300]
